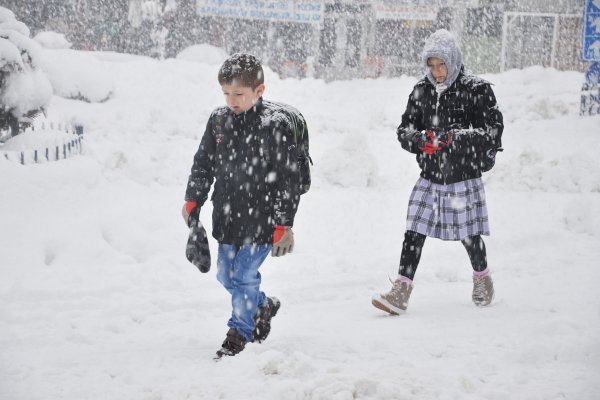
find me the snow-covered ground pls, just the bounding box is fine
[1,49,599,400]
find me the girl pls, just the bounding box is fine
[372,30,504,314]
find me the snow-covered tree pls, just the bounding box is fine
[0,6,52,140]
[127,0,170,59]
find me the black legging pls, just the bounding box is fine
[398,231,487,280]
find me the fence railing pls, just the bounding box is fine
[501,12,584,72]
[1,123,85,165]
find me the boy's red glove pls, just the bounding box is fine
[182,200,198,225]
[185,200,197,215]
[272,225,294,257]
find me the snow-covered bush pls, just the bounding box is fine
[33,29,113,104]
[176,44,228,66]
[33,31,72,50]
[36,48,114,103]
[0,6,52,140]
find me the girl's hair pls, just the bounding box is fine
[218,53,264,88]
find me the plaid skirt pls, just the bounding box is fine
[405,177,490,241]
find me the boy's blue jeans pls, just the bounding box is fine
[216,243,271,342]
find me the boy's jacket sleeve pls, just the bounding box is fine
[271,119,301,227]
[185,117,215,206]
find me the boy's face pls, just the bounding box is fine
[221,83,265,114]
[427,57,448,83]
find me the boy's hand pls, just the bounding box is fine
[272,225,294,257]
[182,200,198,226]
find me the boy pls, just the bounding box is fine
[372,29,504,314]
[183,53,304,358]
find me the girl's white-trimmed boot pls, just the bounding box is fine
[472,269,494,306]
[372,277,413,315]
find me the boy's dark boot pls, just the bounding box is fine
[215,328,246,359]
[253,296,281,343]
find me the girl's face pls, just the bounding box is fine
[427,57,448,83]
[221,83,265,114]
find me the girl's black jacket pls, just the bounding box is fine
[185,98,301,245]
[397,68,504,184]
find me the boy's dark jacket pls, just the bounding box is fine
[397,68,504,184]
[185,98,301,245]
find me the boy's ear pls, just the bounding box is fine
[255,83,265,97]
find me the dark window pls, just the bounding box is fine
[345,19,362,67]
[319,18,337,66]
[466,7,502,37]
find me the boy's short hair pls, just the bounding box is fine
[218,53,264,89]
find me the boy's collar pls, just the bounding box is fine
[232,97,263,118]
[251,97,264,113]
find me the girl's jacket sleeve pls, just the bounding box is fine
[271,120,301,227]
[184,117,215,206]
[448,83,504,154]
[396,87,425,154]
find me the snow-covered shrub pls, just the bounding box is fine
[176,44,228,66]
[33,27,113,104]
[36,48,114,103]
[33,31,72,50]
[0,6,52,140]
